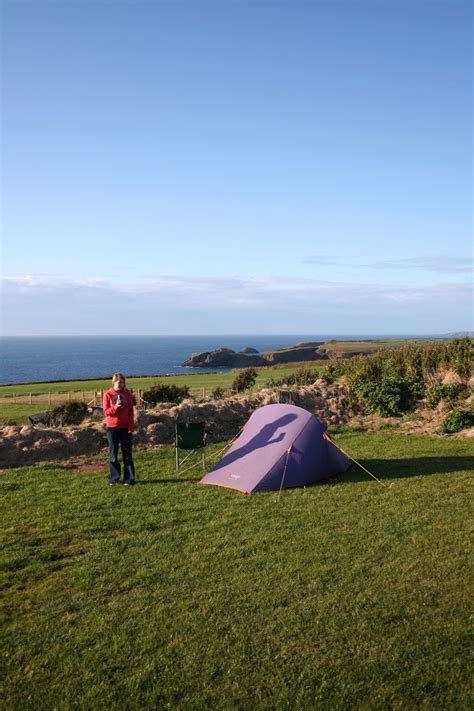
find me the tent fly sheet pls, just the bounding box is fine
[199,403,351,494]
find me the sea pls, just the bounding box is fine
[0,334,415,385]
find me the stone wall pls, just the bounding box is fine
[0,424,106,469]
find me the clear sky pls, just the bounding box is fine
[1,0,472,336]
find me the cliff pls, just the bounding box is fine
[182,348,267,368]
[182,342,328,368]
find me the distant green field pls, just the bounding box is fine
[0,363,324,395]
[0,363,328,424]
[1,433,472,709]
[320,338,450,353]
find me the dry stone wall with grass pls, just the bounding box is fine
[0,380,353,468]
[0,423,106,469]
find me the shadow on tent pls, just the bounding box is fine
[211,413,298,471]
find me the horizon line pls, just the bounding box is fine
[1,332,472,339]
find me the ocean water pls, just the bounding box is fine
[1,334,400,384]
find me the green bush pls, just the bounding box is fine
[142,384,190,407]
[351,377,423,417]
[47,401,88,426]
[232,368,258,393]
[211,386,226,400]
[442,408,474,434]
[426,383,467,408]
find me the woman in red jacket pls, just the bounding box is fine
[103,372,135,486]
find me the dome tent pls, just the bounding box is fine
[199,403,351,494]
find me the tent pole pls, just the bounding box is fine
[275,446,292,503]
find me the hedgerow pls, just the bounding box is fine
[261,339,472,418]
[322,338,472,417]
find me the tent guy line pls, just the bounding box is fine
[324,433,394,489]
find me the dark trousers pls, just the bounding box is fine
[107,428,135,483]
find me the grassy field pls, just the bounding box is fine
[0,363,328,395]
[319,338,450,353]
[258,338,450,357]
[1,433,472,709]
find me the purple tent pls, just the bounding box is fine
[199,403,351,494]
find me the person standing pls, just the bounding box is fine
[103,372,136,486]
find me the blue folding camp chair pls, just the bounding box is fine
[175,421,207,471]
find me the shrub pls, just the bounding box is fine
[47,401,88,426]
[351,377,423,417]
[232,368,258,393]
[426,383,467,408]
[441,408,474,434]
[142,384,190,407]
[211,386,226,400]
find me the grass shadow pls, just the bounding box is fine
[338,456,474,484]
[137,477,202,485]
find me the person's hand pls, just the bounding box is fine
[116,394,123,408]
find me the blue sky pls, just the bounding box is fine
[1,0,472,335]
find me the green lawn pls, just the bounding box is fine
[1,433,472,709]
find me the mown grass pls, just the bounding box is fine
[1,433,472,709]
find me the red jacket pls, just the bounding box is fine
[103,388,135,433]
